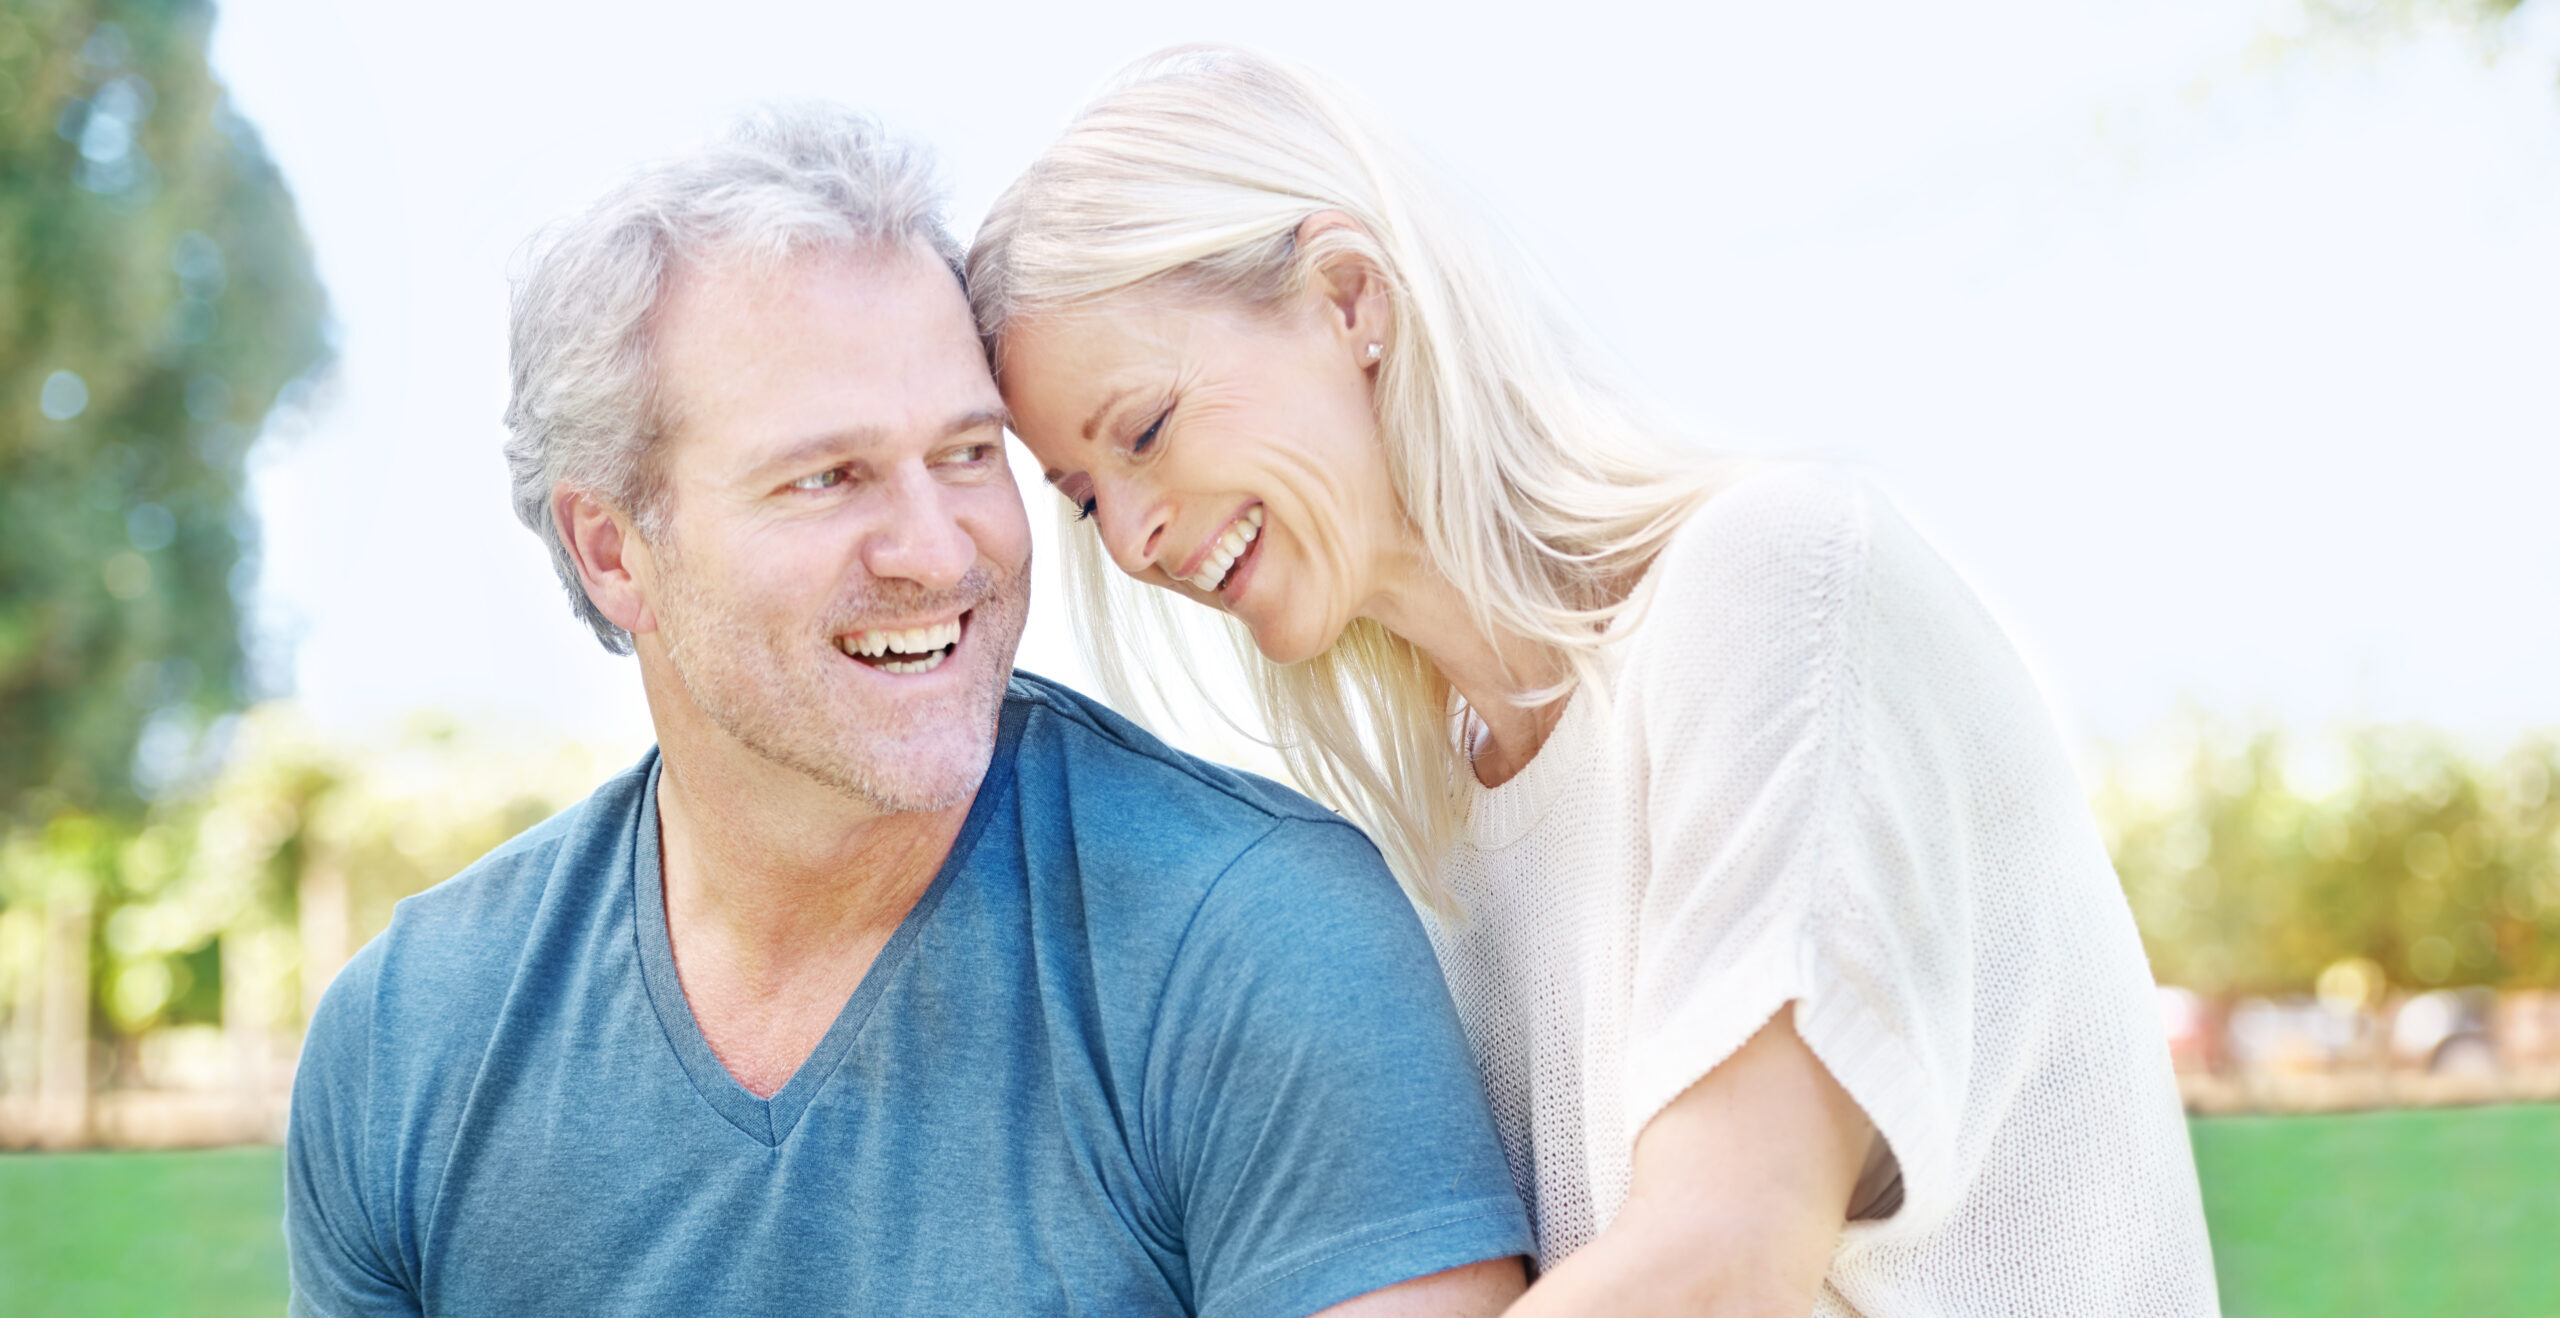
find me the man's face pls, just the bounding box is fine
[636,240,1031,812]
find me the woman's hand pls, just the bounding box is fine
[1504,1005,1874,1317]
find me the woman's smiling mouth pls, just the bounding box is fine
[1180,505,1264,593]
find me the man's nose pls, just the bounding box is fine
[1092,476,1171,580]
[860,467,977,590]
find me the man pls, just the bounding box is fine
[283,106,1531,1316]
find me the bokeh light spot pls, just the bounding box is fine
[108,959,173,1029]
[79,22,129,71]
[127,502,177,552]
[2403,830,2453,881]
[103,550,152,599]
[184,373,232,421]
[40,369,90,420]
[172,230,225,295]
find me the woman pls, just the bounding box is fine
[969,47,2217,1316]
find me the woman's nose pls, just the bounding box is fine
[1092,478,1170,579]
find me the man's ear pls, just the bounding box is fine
[556,487,660,638]
[1293,210,1392,362]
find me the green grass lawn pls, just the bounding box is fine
[2192,1103,2560,1318]
[0,1145,285,1318]
[2,1104,2555,1316]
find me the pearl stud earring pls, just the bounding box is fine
[1364,342,1383,362]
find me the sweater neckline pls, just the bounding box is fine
[1459,679,1602,850]
[1456,551,1674,853]
[1454,566,1671,853]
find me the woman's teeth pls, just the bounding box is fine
[1184,506,1264,593]
[838,619,962,673]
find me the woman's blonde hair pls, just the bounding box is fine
[969,46,1726,907]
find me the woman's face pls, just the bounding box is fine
[998,286,1409,665]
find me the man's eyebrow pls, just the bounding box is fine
[1080,386,1138,443]
[751,408,1009,483]
[946,407,1010,440]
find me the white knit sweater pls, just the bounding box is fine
[1427,466,2219,1315]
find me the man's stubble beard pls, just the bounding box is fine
[650,535,1029,815]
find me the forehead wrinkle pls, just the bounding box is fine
[1076,301,1195,439]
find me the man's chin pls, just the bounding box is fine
[850,768,982,815]
[817,725,999,815]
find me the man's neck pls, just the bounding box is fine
[656,747,967,973]
[646,678,976,1097]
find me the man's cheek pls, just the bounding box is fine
[971,503,1036,573]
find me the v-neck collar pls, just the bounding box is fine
[630,701,1025,1146]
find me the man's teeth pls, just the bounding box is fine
[838,619,962,669]
[1183,506,1264,592]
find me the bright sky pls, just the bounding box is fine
[205,0,2560,766]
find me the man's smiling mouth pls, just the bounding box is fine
[835,615,964,674]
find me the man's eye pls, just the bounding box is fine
[940,443,992,465]
[789,469,846,491]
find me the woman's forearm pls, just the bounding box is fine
[1504,1006,1869,1317]
[1503,1222,1820,1318]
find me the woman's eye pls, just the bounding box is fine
[1054,476,1098,521]
[789,469,846,491]
[1132,411,1166,454]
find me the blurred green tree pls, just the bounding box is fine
[2315,0,2530,29]
[2096,720,2560,998]
[0,1,325,1132]
[0,0,328,825]
[2290,0,2545,53]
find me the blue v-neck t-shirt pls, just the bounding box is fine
[284,673,1530,1317]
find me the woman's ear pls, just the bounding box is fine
[1294,210,1392,362]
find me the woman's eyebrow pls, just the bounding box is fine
[1080,386,1139,443]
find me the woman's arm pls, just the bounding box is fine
[1316,1258,1526,1317]
[1504,1005,1873,1318]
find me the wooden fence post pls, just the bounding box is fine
[37,894,91,1148]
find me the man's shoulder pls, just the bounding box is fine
[998,671,1402,920]
[1002,671,1353,831]
[398,755,642,934]
[315,755,650,1040]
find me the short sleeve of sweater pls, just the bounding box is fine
[1618,467,2050,1236]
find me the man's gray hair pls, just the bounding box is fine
[503,102,962,653]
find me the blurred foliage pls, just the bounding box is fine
[2282,0,2550,57]
[0,705,605,1079]
[2096,717,2560,998]
[2306,0,2531,30]
[0,0,329,826]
